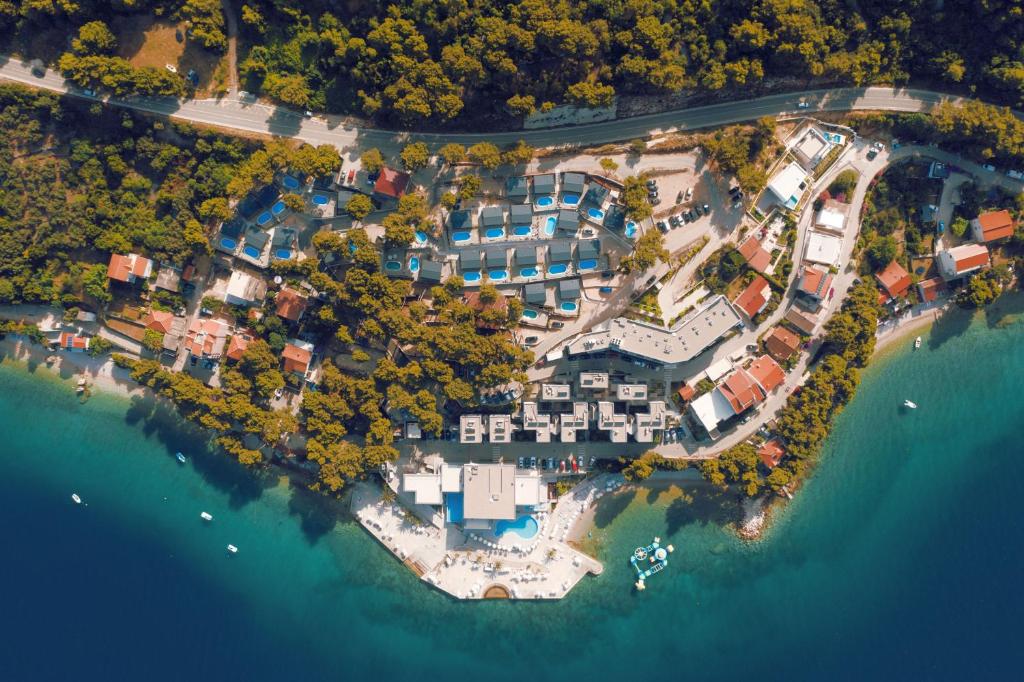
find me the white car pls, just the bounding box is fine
[1007,169,1024,180]
[274,387,284,400]
[165,64,178,74]
[983,163,997,172]
[684,187,693,201]
[797,101,810,109]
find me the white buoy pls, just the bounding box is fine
[667,545,674,553]
[200,512,213,522]
[226,544,238,554]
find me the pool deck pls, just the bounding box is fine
[351,475,616,600]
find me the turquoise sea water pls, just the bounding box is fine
[1,303,1023,680]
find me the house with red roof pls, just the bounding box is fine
[797,265,833,303]
[758,439,785,469]
[225,331,252,362]
[875,260,912,300]
[916,277,946,303]
[937,244,990,280]
[764,326,801,361]
[56,332,89,352]
[748,355,785,393]
[142,309,175,334]
[737,237,772,273]
[971,209,1015,243]
[275,287,308,323]
[717,368,767,414]
[184,318,229,359]
[732,275,772,320]
[282,339,314,377]
[372,167,410,202]
[107,253,153,284]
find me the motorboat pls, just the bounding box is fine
[914,336,922,349]
[71,493,82,504]
[226,544,238,554]
[176,452,187,464]
[200,512,213,522]
[903,400,917,409]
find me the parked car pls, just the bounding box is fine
[866,149,878,161]
[681,211,691,224]
[589,457,596,468]
[702,203,710,214]
[657,221,669,233]
[983,163,997,172]
[685,210,695,221]
[82,88,96,97]
[518,457,525,468]
[550,321,565,329]
[797,101,810,109]
[530,457,537,469]
[645,179,657,190]
[1008,169,1024,180]
[650,196,661,206]
[546,457,556,470]
[728,185,741,196]
[199,307,213,316]
[274,387,284,400]
[685,187,694,201]
[524,335,539,346]
[601,270,614,279]
[30,59,45,77]
[669,215,681,228]
[692,205,702,217]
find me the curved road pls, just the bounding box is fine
[0,54,968,155]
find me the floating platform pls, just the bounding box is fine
[629,536,673,590]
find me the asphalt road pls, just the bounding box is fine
[0,53,968,156]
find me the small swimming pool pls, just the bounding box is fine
[256,211,272,226]
[281,175,300,190]
[560,301,578,312]
[219,237,237,250]
[243,245,261,259]
[543,216,557,237]
[587,207,605,220]
[311,193,329,206]
[562,193,580,205]
[495,515,539,539]
[537,196,554,208]
[489,269,508,281]
[349,242,357,254]
[409,257,420,273]
[452,231,471,243]
[271,200,286,216]
[521,309,538,319]
[485,227,504,239]
[275,249,292,260]
[548,263,567,275]
[384,260,402,272]
[415,230,428,244]
[446,493,464,524]
[519,267,538,278]
[625,221,637,238]
[463,271,481,282]
[578,258,597,270]
[513,225,532,236]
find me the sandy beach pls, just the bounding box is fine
[874,302,949,355]
[0,335,144,399]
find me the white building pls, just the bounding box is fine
[803,230,844,268]
[596,401,629,443]
[615,383,648,401]
[224,270,268,306]
[937,243,990,280]
[815,205,847,234]
[460,414,485,444]
[521,402,553,443]
[767,161,809,210]
[488,414,513,444]
[559,402,589,442]
[541,383,572,401]
[792,127,833,168]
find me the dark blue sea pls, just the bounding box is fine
[1,301,1023,681]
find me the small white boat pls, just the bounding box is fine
[914,336,922,349]
[903,400,917,409]
[226,544,238,554]
[200,512,213,522]
[176,452,186,464]
[71,493,82,504]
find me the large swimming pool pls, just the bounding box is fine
[521,309,538,320]
[275,248,292,260]
[562,193,580,205]
[560,301,578,312]
[452,231,471,243]
[489,269,508,281]
[578,258,597,270]
[256,211,272,226]
[587,207,605,220]
[513,225,532,236]
[281,175,300,190]
[271,200,286,216]
[547,263,568,275]
[536,196,554,208]
[243,245,261,259]
[485,227,505,239]
[311,193,329,205]
[495,515,539,539]
[519,267,538,278]
[543,216,557,237]
[463,271,481,282]
[219,237,237,251]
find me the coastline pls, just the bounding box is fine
[0,335,144,399]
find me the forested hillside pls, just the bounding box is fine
[5,1,1024,127]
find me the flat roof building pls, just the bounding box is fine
[506,176,529,199]
[634,401,666,443]
[532,174,556,195]
[460,414,485,444]
[615,384,648,401]
[560,402,589,442]
[510,203,533,225]
[578,239,601,261]
[418,259,444,283]
[224,270,267,306]
[767,161,809,210]
[460,250,482,271]
[488,414,513,444]
[523,282,547,306]
[597,401,628,443]
[804,230,843,268]
[463,463,516,521]
[480,206,505,228]
[521,402,553,442]
[815,204,847,233]
[515,245,538,266]
[562,173,586,195]
[541,384,572,401]
[549,241,573,263]
[579,372,609,391]
[485,246,508,269]
[558,278,581,300]
[557,209,579,232]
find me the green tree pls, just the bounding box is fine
[345,194,373,221]
[360,148,385,174]
[467,142,502,170]
[621,176,653,220]
[950,216,970,237]
[599,158,619,173]
[142,329,164,354]
[72,21,117,55]
[620,230,667,273]
[400,142,430,171]
[439,143,466,166]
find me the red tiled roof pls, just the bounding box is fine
[875,260,912,299]
[677,383,696,401]
[58,332,89,350]
[185,318,228,357]
[142,310,175,334]
[225,333,251,362]
[765,326,801,361]
[748,355,785,393]
[282,342,312,375]
[784,308,818,335]
[732,275,772,319]
[718,369,766,414]
[275,287,308,322]
[758,439,785,469]
[107,253,152,283]
[949,244,991,273]
[974,210,1014,242]
[798,266,832,299]
[737,237,772,273]
[373,167,410,199]
[917,277,946,303]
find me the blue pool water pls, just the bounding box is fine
[587,207,604,220]
[536,196,554,207]
[281,175,300,190]
[578,258,597,270]
[219,237,237,250]
[489,270,508,281]
[348,242,357,254]
[494,515,539,539]
[409,257,420,273]
[519,267,538,278]
[271,200,286,216]
[521,309,538,319]
[560,301,578,312]
[452,231,471,243]
[543,216,557,237]
[415,230,428,244]
[274,249,291,260]
[243,245,261,259]
[256,211,272,226]
[311,194,328,206]
[384,261,402,272]
[625,221,637,238]
[513,225,531,236]
[463,271,481,282]
[485,228,504,239]
[445,493,464,524]
[547,263,567,275]
[562,193,580,205]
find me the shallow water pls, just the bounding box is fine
[1,303,1022,680]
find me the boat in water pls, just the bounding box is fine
[71,493,82,504]
[176,452,186,464]
[226,544,238,554]
[200,512,213,522]
[914,336,922,349]
[903,400,917,409]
